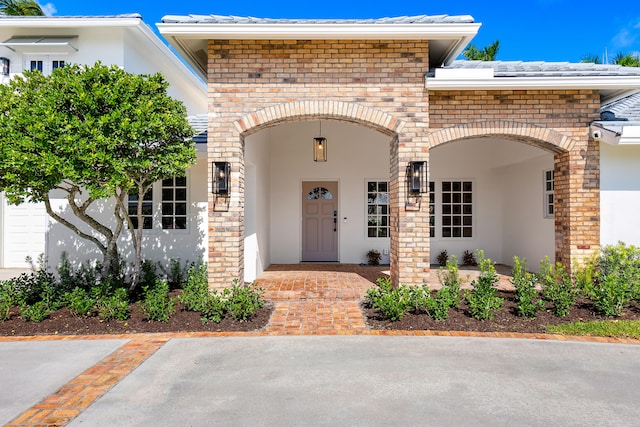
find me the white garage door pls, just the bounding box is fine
[1,196,47,268]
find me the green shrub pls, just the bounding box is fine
[140,260,160,291]
[20,301,50,322]
[462,250,477,266]
[226,281,264,321]
[64,287,96,317]
[538,258,577,317]
[587,243,640,316]
[96,288,130,321]
[139,280,176,322]
[0,280,19,321]
[179,264,210,312]
[366,277,411,321]
[512,257,544,318]
[465,250,503,320]
[200,291,227,324]
[407,284,432,312]
[57,252,99,293]
[437,257,463,306]
[8,269,57,306]
[162,258,193,289]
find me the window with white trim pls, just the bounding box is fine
[441,181,473,238]
[544,170,554,218]
[429,181,435,238]
[25,57,66,75]
[162,176,188,230]
[128,189,153,230]
[366,181,389,238]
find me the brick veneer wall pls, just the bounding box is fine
[207,39,431,287]
[428,90,601,269]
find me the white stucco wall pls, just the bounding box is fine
[600,143,640,247]
[244,131,271,282]
[46,157,209,271]
[266,120,392,265]
[430,138,554,266]
[500,154,555,267]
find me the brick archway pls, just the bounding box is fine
[233,100,405,137]
[427,121,576,153]
[427,120,597,271]
[208,101,424,288]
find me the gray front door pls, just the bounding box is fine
[302,181,338,262]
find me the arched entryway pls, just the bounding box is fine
[427,121,599,271]
[208,100,437,288]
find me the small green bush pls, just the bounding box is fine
[58,252,99,293]
[462,250,477,266]
[139,280,175,322]
[366,277,411,321]
[366,250,382,266]
[512,257,544,318]
[20,301,50,322]
[64,287,96,317]
[587,242,640,316]
[96,288,130,321]
[465,250,503,320]
[0,280,19,321]
[140,260,160,291]
[162,258,193,289]
[226,281,264,321]
[538,258,577,317]
[179,264,210,312]
[200,291,227,324]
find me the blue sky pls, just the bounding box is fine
[41,0,640,63]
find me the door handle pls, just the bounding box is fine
[333,217,337,232]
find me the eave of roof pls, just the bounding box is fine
[157,14,480,80]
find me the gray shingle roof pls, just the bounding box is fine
[161,14,474,25]
[188,114,207,144]
[601,92,640,121]
[428,60,640,78]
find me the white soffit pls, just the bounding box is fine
[1,35,78,53]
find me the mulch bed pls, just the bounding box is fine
[0,297,273,337]
[364,291,640,333]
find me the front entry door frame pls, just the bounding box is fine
[301,180,339,262]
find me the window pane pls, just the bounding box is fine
[452,193,461,204]
[378,182,388,192]
[463,227,472,238]
[452,182,461,192]
[463,205,472,215]
[368,182,377,192]
[368,228,377,238]
[463,193,472,204]
[442,193,451,204]
[162,178,173,186]
[175,188,187,201]
[162,217,173,229]
[463,182,472,192]
[162,203,173,216]
[175,203,187,216]
[453,228,461,237]
[175,176,187,187]
[442,182,451,192]
[379,228,388,237]
[443,205,451,215]
[443,228,451,238]
[175,217,187,229]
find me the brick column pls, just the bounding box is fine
[554,137,600,269]
[390,126,431,287]
[207,119,245,289]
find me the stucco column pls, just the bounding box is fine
[207,119,245,289]
[390,131,431,287]
[554,136,600,270]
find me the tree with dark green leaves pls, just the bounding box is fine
[581,52,640,67]
[0,0,44,16]
[462,40,500,61]
[0,63,195,289]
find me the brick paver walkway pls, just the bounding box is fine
[258,264,384,333]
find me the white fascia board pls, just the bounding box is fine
[620,125,640,144]
[0,17,143,29]
[156,22,481,40]
[426,76,640,91]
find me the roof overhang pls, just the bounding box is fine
[157,21,481,81]
[427,68,640,103]
[591,122,640,145]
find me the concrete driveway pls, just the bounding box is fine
[50,336,640,426]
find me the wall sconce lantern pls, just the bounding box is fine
[408,161,428,194]
[313,121,327,162]
[0,57,10,76]
[212,161,230,194]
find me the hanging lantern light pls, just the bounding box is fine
[313,120,327,162]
